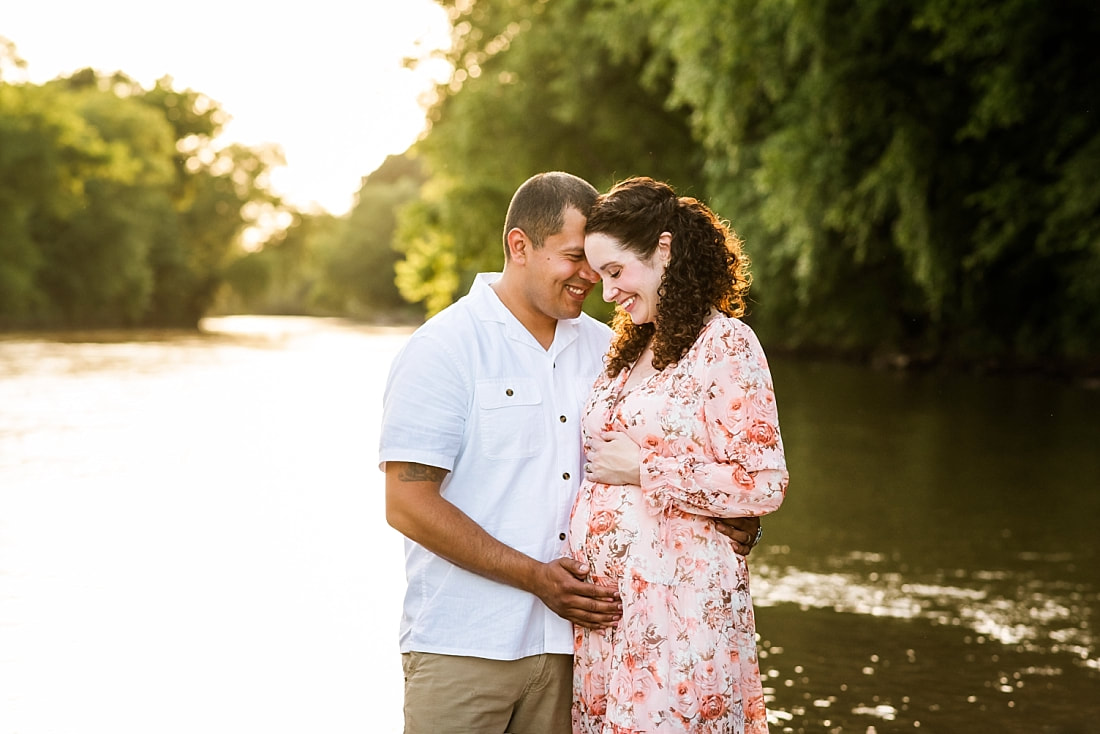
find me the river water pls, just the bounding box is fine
[0,316,1096,734]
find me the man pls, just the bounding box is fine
[379,172,760,734]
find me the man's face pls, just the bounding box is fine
[522,206,600,321]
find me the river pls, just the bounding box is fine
[0,315,1096,733]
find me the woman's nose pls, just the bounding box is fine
[602,283,617,303]
[578,260,599,284]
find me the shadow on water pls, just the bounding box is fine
[755,358,1100,732]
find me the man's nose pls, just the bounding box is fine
[578,260,600,283]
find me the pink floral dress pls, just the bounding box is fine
[569,316,788,734]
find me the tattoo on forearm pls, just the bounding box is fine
[398,463,447,483]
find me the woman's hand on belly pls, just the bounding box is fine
[584,430,641,486]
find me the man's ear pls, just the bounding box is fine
[506,227,529,263]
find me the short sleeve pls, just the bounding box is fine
[378,333,471,472]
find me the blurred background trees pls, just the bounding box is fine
[0,45,283,328]
[2,0,1098,372]
[397,0,1100,372]
[218,154,422,320]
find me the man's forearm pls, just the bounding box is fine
[384,461,541,591]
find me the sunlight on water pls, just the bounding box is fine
[752,554,1098,672]
[2,316,1096,734]
[0,317,414,734]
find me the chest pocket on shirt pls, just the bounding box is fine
[476,378,544,460]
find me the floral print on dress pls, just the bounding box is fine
[569,317,788,733]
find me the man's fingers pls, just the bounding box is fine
[566,600,622,629]
[556,556,588,579]
[565,589,621,616]
[573,583,619,601]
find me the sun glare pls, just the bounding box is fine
[3,0,453,216]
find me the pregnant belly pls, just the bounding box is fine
[568,481,650,586]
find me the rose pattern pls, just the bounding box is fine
[569,317,788,733]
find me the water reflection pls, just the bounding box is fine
[0,317,414,734]
[758,358,1099,733]
[0,317,1096,734]
[754,552,1097,664]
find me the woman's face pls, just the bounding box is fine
[585,232,669,325]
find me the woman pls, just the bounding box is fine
[569,177,788,733]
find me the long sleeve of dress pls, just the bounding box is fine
[638,319,788,518]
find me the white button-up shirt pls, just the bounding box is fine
[379,273,612,659]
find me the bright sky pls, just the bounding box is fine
[3,1,452,216]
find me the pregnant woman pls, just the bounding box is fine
[570,177,789,733]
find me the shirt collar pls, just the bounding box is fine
[469,273,508,323]
[469,273,579,356]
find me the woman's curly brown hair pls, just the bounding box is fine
[586,177,752,377]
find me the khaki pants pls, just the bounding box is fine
[401,651,572,734]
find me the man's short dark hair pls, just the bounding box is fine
[503,172,599,256]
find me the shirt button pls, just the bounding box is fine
[505,388,514,397]
[559,532,566,541]
[562,472,570,480]
[559,415,567,423]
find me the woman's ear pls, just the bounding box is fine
[657,231,672,262]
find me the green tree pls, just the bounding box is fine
[0,60,285,329]
[602,0,1100,368]
[132,74,285,325]
[0,79,137,326]
[397,0,704,314]
[315,154,425,319]
[914,0,1100,364]
[225,211,341,315]
[0,82,53,323]
[399,0,1099,371]
[33,77,177,325]
[160,140,284,324]
[219,154,425,321]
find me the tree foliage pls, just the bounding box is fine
[5,3,1097,371]
[218,153,424,320]
[322,154,426,318]
[397,0,707,314]
[399,0,1100,371]
[0,45,282,329]
[631,0,1100,368]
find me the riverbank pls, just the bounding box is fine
[5,308,1098,386]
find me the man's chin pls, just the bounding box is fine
[557,301,585,320]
